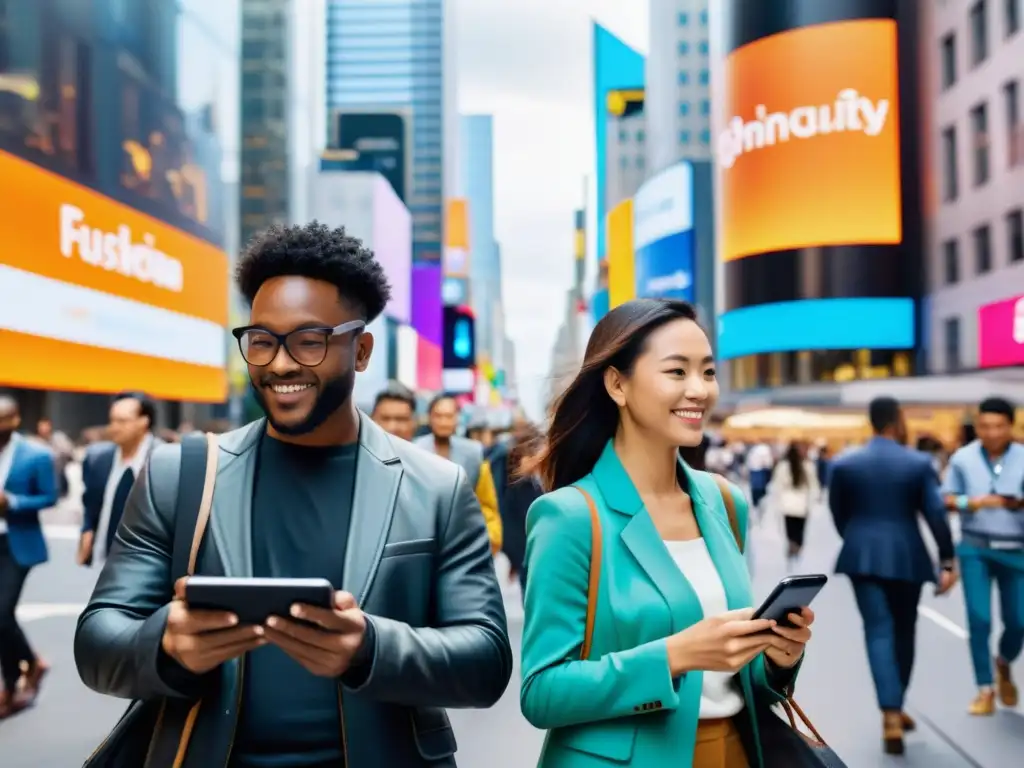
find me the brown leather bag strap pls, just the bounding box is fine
[711,473,743,554]
[171,433,218,768]
[186,433,219,576]
[572,486,603,661]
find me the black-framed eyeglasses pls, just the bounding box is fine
[231,320,366,367]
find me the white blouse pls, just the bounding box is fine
[663,538,747,719]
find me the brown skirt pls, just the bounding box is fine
[692,717,749,768]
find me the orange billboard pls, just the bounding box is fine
[716,19,902,263]
[0,150,229,401]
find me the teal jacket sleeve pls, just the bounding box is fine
[725,481,804,700]
[519,491,681,730]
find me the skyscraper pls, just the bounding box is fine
[240,0,292,247]
[459,115,499,353]
[325,0,452,264]
[645,0,712,172]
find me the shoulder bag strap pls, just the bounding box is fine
[711,473,744,554]
[170,433,219,581]
[571,486,603,661]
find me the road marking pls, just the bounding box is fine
[17,602,87,622]
[44,523,81,541]
[918,605,969,639]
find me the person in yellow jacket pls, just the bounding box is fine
[414,394,502,553]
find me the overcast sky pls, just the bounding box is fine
[458,0,647,419]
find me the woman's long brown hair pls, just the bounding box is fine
[528,298,703,491]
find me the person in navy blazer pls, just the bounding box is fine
[828,396,956,756]
[0,395,58,717]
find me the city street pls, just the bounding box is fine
[2,502,1023,767]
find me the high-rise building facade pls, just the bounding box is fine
[459,115,500,354]
[325,0,449,264]
[240,0,291,249]
[923,0,1024,374]
[605,96,647,213]
[646,0,712,173]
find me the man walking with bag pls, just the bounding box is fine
[75,222,512,767]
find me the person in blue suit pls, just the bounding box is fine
[0,395,58,717]
[828,396,956,756]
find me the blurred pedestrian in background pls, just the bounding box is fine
[829,396,956,754]
[489,421,543,596]
[770,441,819,567]
[942,397,1024,716]
[416,394,503,554]
[371,383,418,442]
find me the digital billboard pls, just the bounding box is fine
[371,177,412,323]
[711,4,920,374]
[979,294,1024,369]
[0,149,228,401]
[633,162,696,303]
[330,109,410,204]
[717,19,902,263]
[443,305,477,371]
[607,199,635,309]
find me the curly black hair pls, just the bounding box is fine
[236,221,392,322]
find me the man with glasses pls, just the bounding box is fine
[943,397,1024,715]
[75,222,512,767]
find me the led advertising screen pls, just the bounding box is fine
[371,176,412,324]
[633,162,696,302]
[979,294,1024,369]
[331,110,410,203]
[0,149,228,401]
[717,19,902,263]
[443,305,476,371]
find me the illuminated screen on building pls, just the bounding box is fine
[443,305,476,370]
[712,0,921,387]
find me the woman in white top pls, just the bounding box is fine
[770,442,820,563]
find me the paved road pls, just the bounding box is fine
[3,505,1023,767]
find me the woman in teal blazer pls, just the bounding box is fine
[520,299,815,768]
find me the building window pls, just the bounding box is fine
[1008,208,1024,262]
[698,40,709,55]
[618,128,627,142]
[970,101,989,185]
[678,41,690,55]
[973,223,993,273]
[619,156,628,169]
[680,130,691,144]
[941,33,957,89]
[636,129,645,142]
[636,156,645,169]
[700,9,708,25]
[941,125,959,201]
[1005,79,1021,166]
[970,0,988,65]
[678,70,690,85]
[678,11,688,25]
[700,99,710,115]
[699,129,710,144]
[698,69,709,85]
[679,101,690,116]
[943,238,960,284]
[1006,0,1021,36]
[944,316,962,372]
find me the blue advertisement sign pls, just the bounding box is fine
[633,162,695,302]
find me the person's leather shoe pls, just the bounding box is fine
[995,657,1019,708]
[968,689,996,715]
[883,711,904,755]
[900,712,916,731]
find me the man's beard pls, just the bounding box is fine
[250,370,354,436]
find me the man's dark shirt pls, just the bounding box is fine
[231,435,358,768]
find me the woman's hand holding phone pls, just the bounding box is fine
[763,607,814,669]
[666,608,776,675]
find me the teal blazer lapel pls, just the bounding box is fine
[590,441,703,634]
